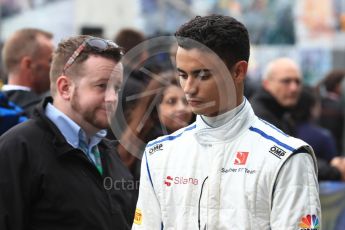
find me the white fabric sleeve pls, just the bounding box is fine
[132,151,162,230]
[270,152,321,230]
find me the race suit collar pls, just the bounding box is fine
[195,97,256,143]
[201,97,246,128]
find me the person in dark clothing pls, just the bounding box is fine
[317,69,345,154]
[115,72,195,205]
[0,91,27,135]
[251,57,302,135]
[292,86,345,181]
[0,35,136,230]
[114,28,150,117]
[1,28,54,117]
[1,89,42,115]
[293,86,338,162]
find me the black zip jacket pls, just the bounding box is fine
[0,97,136,230]
[250,87,296,135]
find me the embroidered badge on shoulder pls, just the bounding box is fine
[298,214,320,230]
[148,143,163,155]
[134,208,142,225]
[269,145,286,159]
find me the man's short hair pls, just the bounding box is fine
[321,69,345,92]
[261,57,301,81]
[114,28,145,54]
[1,28,53,74]
[175,15,250,68]
[50,35,122,95]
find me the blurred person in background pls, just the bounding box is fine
[292,86,345,181]
[342,78,345,155]
[317,69,345,154]
[114,28,149,115]
[1,28,54,117]
[109,28,150,142]
[0,41,5,85]
[157,77,193,134]
[0,35,135,230]
[0,41,28,135]
[0,92,28,135]
[251,57,302,135]
[117,73,194,202]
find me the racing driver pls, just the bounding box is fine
[132,15,321,230]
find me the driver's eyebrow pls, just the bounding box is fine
[177,68,211,76]
[191,69,211,76]
[177,68,186,74]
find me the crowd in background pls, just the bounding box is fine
[0,27,344,183]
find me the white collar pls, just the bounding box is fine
[195,98,256,143]
[1,84,31,92]
[201,98,246,128]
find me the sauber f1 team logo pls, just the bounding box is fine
[299,214,320,230]
[234,152,249,165]
[164,176,198,187]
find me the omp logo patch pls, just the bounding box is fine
[234,152,249,165]
[269,145,286,159]
[148,143,163,155]
[299,214,320,230]
[134,208,142,225]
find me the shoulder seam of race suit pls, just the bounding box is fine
[144,151,154,188]
[258,118,289,137]
[249,126,296,152]
[146,123,196,147]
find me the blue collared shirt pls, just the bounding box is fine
[45,102,107,164]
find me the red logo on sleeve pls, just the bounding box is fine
[164,176,173,186]
[234,152,249,165]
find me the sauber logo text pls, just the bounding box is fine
[164,176,198,187]
[221,167,256,174]
[234,151,249,165]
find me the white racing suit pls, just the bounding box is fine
[133,99,321,230]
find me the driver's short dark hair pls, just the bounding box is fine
[175,15,250,68]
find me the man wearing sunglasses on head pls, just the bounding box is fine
[0,35,136,230]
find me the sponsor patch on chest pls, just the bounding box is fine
[269,145,286,159]
[221,167,256,175]
[164,175,198,187]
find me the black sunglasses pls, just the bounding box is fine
[62,37,122,75]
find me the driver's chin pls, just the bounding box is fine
[191,108,204,116]
[194,109,216,117]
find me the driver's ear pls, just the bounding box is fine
[231,61,248,83]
